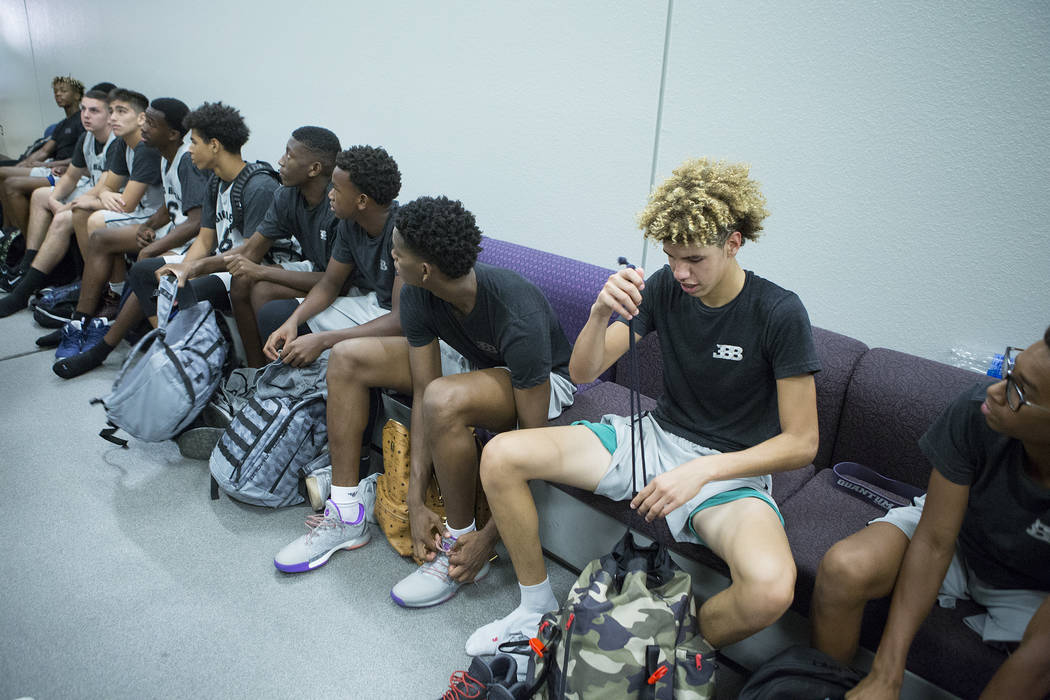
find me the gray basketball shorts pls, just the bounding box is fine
[873,494,1047,643]
[577,412,780,546]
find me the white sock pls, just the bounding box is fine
[447,520,476,540]
[519,578,557,614]
[108,281,125,295]
[330,485,361,524]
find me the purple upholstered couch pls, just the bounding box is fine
[478,236,1000,699]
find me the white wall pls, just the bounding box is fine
[1,0,1047,361]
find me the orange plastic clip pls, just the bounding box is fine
[529,637,546,658]
[695,653,703,670]
[647,665,669,685]
[566,613,575,630]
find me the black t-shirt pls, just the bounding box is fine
[49,112,85,160]
[920,383,1050,591]
[400,262,573,389]
[330,202,398,309]
[109,140,165,212]
[258,184,338,271]
[622,266,821,453]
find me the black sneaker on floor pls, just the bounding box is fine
[36,327,64,348]
[33,301,76,328]
[0,267,23,293]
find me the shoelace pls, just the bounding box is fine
[441,670,484,700]
[419,537,456,582]
[303,512,344,543]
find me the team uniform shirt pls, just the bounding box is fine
[329,201,398,308]
[154,144,208,254]
[49,112,86,161]
[68,131,118,190]
[258,183,338,271]
[920,383,1050,592]
[108,139,165,214]
[400,262,573,389]
[200,168,280,254]
[622,267,821,454]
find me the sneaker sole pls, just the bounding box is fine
[390,561,491,609]
[273,532,371,574]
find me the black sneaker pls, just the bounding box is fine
[33,301,76,328]
[0,267,23,293]
[29,280,81,312]
[36,327,64,348]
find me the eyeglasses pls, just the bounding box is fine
[1003,346,1050,414]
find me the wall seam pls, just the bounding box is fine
[641,0,674,269]
[22,0,44,127]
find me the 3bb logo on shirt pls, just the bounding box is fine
[1028,518,1050,545]
[319,229,327,241]
[380,260,388,271]
[713,344,744,361]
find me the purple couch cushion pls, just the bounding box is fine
[811,328,869,470]
[780,468,1004,698]
[831,348,993,486]
[476,236,613,344]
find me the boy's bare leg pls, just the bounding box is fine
[810,523,912,664]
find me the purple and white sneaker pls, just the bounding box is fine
[273,499,370,573]
[390,534,491,608]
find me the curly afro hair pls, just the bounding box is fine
[334,146,401,206]
[638,158,770,247]
[395,196,482,279]
[183,101,250,153]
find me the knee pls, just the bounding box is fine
[735,557,797,629]
[86,210,107,234]
[327,339,367,384]
[421,378,468,428]
[30,187,50,206]
[229,274,252,304]
[479,433,528,489]
[815,539,878,604]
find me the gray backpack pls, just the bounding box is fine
[208,360,329,507]
[93,277,227,446]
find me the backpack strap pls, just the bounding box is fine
[156,275,178,333]
[618,257,647,497]
[832,461,924,511]
[230,161,278,234]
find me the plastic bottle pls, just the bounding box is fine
[948,347,1004,379]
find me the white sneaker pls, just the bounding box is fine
[389,535,490,608]
[273,499,370,573]
[466,608,545,657]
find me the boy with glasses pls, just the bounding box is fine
[811,330,1050,698]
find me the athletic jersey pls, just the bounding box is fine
[70,131,117,187]
[200,168,279,254]
[156,145,208,255]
